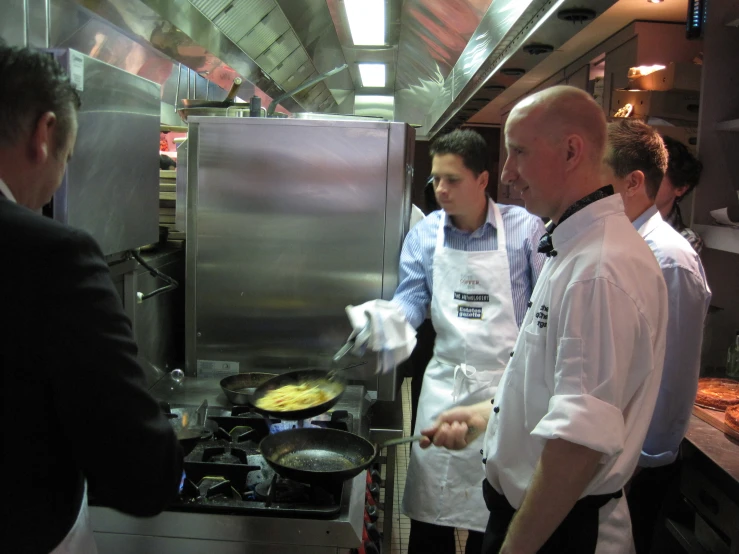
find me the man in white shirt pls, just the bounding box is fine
[420,85,668,553]
[602,119,711,553]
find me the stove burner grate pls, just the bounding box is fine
[202,446,248,464]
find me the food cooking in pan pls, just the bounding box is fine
[255,381,337,411]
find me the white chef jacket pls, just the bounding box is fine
[633,206,711,467]
[483,194,668,508]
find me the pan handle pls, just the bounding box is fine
[224,77,243,103]
[380,435,425,449]
[327,360,368,380]
[378,426,477,450]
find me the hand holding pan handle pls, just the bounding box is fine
[378,426,477,450]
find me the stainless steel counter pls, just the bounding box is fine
[90,379,386,553]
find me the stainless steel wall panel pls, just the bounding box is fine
[377,122,415,399]
[50,49,160,255]
[184,117,413,400]
[176,139,188,231]
[190,118,388,367]
[0,0,27,47]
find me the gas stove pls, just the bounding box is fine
[90,382,373,554]
[166,405,355,518]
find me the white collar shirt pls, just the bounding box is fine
[633,206,711,467]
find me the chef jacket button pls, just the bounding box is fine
[482,458,487,464]
[480,449,484,455]
[527,301,532,308]
[509,351,514,357]
[493,406,500,414]
[490,398,495,404]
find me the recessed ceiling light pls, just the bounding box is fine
[501,68,526,76]
[647,0,664,4]
[345,0,385,45]
[358,63,386,87]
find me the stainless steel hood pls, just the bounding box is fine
[53,0,616,135]
[395,0,619,137]
[69,0,338,113]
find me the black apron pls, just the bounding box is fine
[481,479,623,553]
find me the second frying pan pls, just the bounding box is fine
[249,361,367,420]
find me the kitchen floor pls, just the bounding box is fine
[376,379,470,554]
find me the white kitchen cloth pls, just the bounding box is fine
[345,300,417,373]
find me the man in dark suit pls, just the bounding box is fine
[0,45,183,553]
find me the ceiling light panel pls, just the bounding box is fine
[358,63,386,87]
[345,0,385,45]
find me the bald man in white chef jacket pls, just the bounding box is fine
[422,86,669,554]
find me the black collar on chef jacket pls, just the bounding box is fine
[537,185,614,257]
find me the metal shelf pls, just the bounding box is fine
[716,119,739,131]
[161,124,188,133]
[694,224,739,254]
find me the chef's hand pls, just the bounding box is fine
[419,400,492,450]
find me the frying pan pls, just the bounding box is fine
[220,372,277,405]
[259,428,423,485]
[249,362,367,421]
[178,77,250,121]
[180,77,243,110]
[176,427,213,456]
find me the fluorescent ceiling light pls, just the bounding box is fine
[358,63,386,87]
[345,0,385,45]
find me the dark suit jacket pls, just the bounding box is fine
[0,197,183,553]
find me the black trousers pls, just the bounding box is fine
[408,518,484,554]
[409,319,436,433]
[626,461,682,554]
[396,319,437,432]
[481,479,621,553]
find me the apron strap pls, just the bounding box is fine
[491,201,506,251]
[435,211,446,251]
[452,363,477,402]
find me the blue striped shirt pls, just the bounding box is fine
[392,201,546,329]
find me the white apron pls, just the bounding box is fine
[402,201,520,532]
[50,481,98,554]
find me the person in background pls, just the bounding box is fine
[0,45,183,554]
[345,129,545,554]
[657,135,704,253]
[423,86,668,553]
[160,153,176,170]
[603,120,711,553]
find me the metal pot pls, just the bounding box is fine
[220,372,277,405]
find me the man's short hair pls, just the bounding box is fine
[605,119,668,200]
[429,129,488,176]
[661,134,703,200]
[0,44,81,153]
